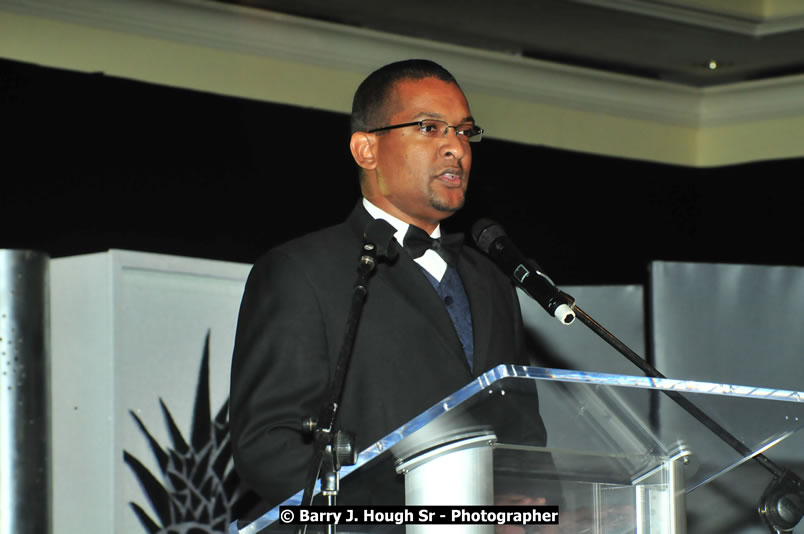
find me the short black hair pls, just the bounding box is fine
[350,59,459,134]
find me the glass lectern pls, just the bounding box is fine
[229,365,804,534]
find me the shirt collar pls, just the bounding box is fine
[362,198,442,242]
[362,198,448,281]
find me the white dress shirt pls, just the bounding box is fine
[362,198,448,282]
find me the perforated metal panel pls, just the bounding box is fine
[0,250,51,534]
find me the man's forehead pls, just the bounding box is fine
[386,77,470,118]
[391,76,462,98]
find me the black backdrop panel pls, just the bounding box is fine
[2,57,802,285]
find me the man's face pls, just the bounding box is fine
[369,77,474,230]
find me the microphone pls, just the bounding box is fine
[472,219,575,325]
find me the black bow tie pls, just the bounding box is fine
[403,225,464,266]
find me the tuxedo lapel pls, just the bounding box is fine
[346,205,471,372]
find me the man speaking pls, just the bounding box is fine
[229,59,549,514]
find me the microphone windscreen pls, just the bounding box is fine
[471,218,505,253]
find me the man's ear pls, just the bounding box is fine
[349,132,377,171]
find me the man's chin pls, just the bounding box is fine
[430,195,465,215]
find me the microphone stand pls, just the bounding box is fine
[566,296,804,533]
[470,218,803,531]
[297,220,398,534]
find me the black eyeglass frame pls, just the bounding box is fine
[367,120,484,143]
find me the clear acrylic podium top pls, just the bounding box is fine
[231,365,804,533]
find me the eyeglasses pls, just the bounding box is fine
[368,119,484,143]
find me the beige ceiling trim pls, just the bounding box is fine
[5,0,803,127]
[700,74,804,124]
[663,0,804,19]
[574,0,804,36]
[3,0,804,165]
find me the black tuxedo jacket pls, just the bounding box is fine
[229,203,547,510]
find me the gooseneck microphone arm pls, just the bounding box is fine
[572,306,784,474]
[297,219,398,534]
[472,218,803,533]
[573,303,803,533]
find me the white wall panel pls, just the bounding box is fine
[650,261,804,534]
[51,250,250,534]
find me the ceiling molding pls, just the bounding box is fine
[700,74,804,125]
[3,0,804,129]
[573,0,804,36]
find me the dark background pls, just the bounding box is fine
[2,57,801,286]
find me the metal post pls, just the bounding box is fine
[0,250,51,534]
[396,432,497,534]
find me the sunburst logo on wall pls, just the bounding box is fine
[123,332,255,533]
